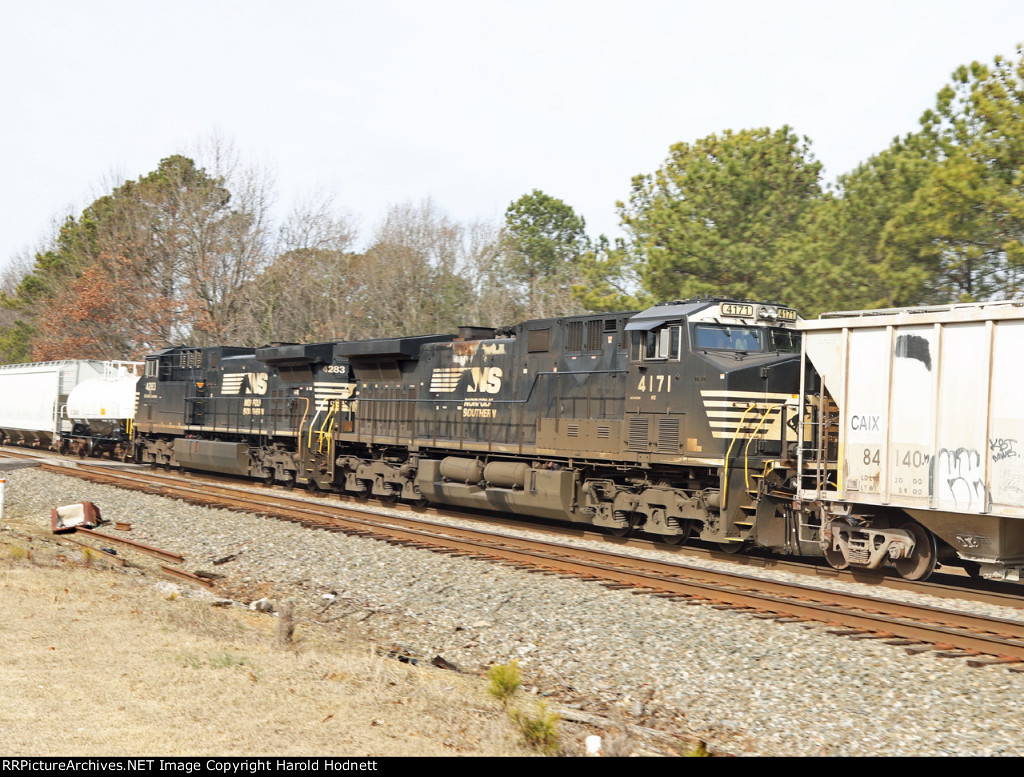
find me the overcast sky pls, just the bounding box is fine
[3,1,1024,272]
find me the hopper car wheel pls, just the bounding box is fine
[893,522,938,581]
[823,542,849,570]
[262,471,274,486]
[307,480,320,493]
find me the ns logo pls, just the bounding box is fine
[467,366,503,394]
[429,366,503,394]
[221,372,269,396]
[246,372,269,395]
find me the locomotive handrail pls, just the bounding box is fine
[722,405,758,510]
[743,405,779,490]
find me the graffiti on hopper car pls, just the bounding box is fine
[933,447,991,512]
[990,438,1018,463]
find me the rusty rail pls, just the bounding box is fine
[73,526,183,564]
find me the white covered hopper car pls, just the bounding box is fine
[797,300,1024,582]
[0,360,141,458]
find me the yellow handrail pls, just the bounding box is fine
[743,405,777,491]
[722,405,757,512]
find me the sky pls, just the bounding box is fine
[3,1,1024,272]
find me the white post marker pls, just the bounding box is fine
[585,735,602,756]
[0,478,5,519]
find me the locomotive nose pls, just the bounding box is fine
[760,356,802,397]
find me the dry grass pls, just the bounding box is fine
[0,541,537,757]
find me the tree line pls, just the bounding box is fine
[3,47,1024,362]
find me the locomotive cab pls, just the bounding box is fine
[621,299,803,548]
[624,299,801,460]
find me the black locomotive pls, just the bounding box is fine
[133,298,806,552]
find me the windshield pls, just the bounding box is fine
[694,324,763,352]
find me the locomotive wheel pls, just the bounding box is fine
[608,513,638,538]
[660,521,693,546]
[717,541,746,554]
[893,522,938,581]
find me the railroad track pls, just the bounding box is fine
[6,448,1024,667]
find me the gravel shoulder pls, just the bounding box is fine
[3,463,1024,757]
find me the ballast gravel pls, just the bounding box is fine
[3,464,1024,757]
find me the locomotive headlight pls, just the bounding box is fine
[758,305,778,320]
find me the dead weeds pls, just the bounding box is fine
[0,534,535,757]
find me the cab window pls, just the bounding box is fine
[694,324,763,352]
[632,325,682,361]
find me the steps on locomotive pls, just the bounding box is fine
[735,471,763,529]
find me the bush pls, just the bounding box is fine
[511,702,560,756]
[685,739,711,757]
[487,660,521,707]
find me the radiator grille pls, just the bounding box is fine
[657,418,680,453]
[628,417,649,452]
[567,321,584,351]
